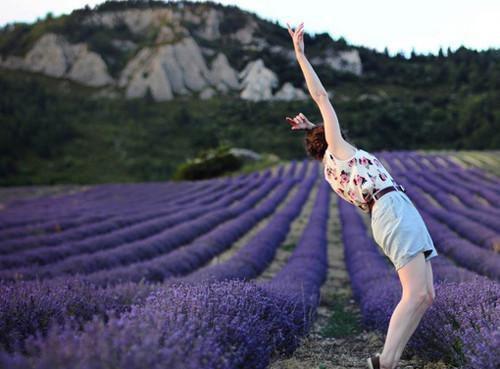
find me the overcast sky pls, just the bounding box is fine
[1,0,498,57]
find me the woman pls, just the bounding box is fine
[285,23,439,369]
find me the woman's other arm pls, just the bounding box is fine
[287,23,355,159]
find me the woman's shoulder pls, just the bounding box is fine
[324,142,358,163]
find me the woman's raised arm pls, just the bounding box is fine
[287,23,355,159]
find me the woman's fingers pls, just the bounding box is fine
[285,117,297,127]
[287,22,304,43]
[295,23,304,36]
[286,23,294,38]
[291,113,307,126]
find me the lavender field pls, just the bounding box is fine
[0,151,498,369]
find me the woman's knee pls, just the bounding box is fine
[398,252,430,306]
[403,289,431,308]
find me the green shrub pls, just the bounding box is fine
[172,145,243,180]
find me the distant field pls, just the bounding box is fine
[1,150,497,206]
[0,150,498,369]
[430,149,500,177]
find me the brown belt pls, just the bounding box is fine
[368,184,406,214]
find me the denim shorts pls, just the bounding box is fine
[370,189,438,271]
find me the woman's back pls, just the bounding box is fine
[322,147,397,213]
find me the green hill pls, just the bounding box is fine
[0,0,498,185]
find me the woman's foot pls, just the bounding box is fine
[367,352,380,369]
[367,352,396,369]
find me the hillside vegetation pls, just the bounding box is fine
[0,0,498,185]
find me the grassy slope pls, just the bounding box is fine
[2,66,498,186]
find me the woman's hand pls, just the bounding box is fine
[287,22,305,55]
[285,113,316,131]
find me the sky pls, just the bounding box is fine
[0,0,498,57]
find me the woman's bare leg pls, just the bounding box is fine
[378,253,434,369]
[392,259,435,363]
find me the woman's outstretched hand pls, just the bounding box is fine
[287,22,305,55]
[285,113,316,131]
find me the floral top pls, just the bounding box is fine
[322,147,397,213]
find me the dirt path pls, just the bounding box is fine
[206,163,310,266]
[256,167,320,281]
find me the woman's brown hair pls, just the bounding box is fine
[304,122,351,161]
[304,123,328,161]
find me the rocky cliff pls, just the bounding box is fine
[0,1,363,101]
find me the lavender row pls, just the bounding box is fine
[401,172,500,250]
[0,174,269,271]
[382,153,500,277]
[0,168,270,244]
[0,179,228,244]
[0,163,331,369]
[0,178,242,256]
[82,165,306,286]
[395,177,500,280]
[0,180,200,230]
[0,166,279,235]
[407,151,500,203]
[0,174,286,280]
[397,152,500,214]
[175,161,319,284]
[0,281,300,369]
[0,171,270,259]
[0,162,301,353]
[398,155,500,231]
[0,278,157,353]
[423,155,500,193]
[402,174,500,232]
[382,154,500,246]
[381,152,499,216]
[259,179,331,338]
[338,198,499,369]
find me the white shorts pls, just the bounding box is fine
[370,189,438,271]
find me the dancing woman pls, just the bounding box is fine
[285,23,439,369]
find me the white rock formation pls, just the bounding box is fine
[0,33,113,87]
[209,53,240,91]
[24,33,77,77]
[123,48,174,100]
[84,7,218,39]
[273,82,307,101]
[84,8,178,35]
[196,8,221,41]
[183,9,202,25]
[67,51,114,87]
[119,37,239,101]
[324,50,363,76]
[231,19,257,44]
[200,87,216,100]
[239,59,278,101]
[156,26,176,44]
